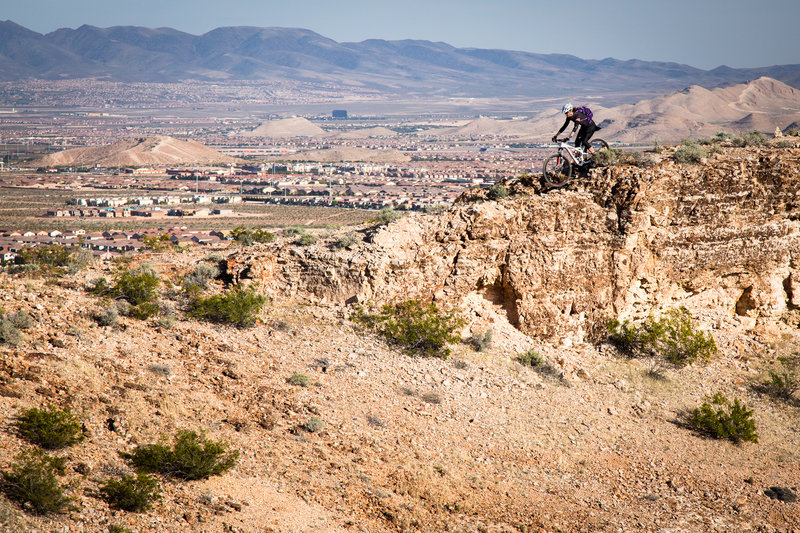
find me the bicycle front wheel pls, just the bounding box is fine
[543,154,573,188]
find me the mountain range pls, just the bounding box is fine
[2,20,800,99]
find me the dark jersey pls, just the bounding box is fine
[556,108,594,136]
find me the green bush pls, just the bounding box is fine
[287,373,312,387]
[6,311,33,330]
[354,299,464,358]
[607,308,716,367]
[295,231,317,246]
[100,473,161,512]
[188,285,266,328]
[14,405,84,450]
[0,450,73,515]
[121,430,239,481]
[182,264,220,292]
[113,266,159,307]
[732,130,769,147]
[0,318,22,346]
[230,226,276,246]
[672,141,707,164]
[516,349,561,380]
[374,207,402,226]
[592,147,622,166]
[18,245,72,268]
[470,328,493,352]
[329,232,359,250]
[302,417,325,433]
[141,233,175,252]
[761,354,799,401]
[487,183,509,201]
[686,392,758,443]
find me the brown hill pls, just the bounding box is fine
[438,77,800,143]
[35,135,239,167]
[243,117,328,139]
[269,146,411,163]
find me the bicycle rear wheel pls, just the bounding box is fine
[590,138,609,152]
[543,154,573,188]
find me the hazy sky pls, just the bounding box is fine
[4,0,799,70]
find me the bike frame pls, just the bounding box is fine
[556,142,589,167]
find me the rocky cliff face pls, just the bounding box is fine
[227,146,800,342]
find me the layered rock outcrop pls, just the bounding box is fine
[227,147,800,341]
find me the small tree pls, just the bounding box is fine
[686,392,758,443]
[14,405,85,450]
[0,450,73,515]
[354,300,464,358]
[100,473,161,512]
[121,430,239,481]
[188,285,266,328]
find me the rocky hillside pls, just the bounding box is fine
[1,145,799,532]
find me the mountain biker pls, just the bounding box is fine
[552,103,601,155]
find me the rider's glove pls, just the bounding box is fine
[551,136,557,143]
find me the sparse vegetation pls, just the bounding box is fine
[758,354,799,401]
[374,207,402,226]
[141,233,176,252]
[686,392,758,443]
[230,226,276,246]
[0,315,23,346]
[469,328,493,352]
[516,349,562,380]
[14,405,85,450]
[607,308,716,368]
[121,430,240,481]
[732,130,769,147]
[188,284,266,328]
[182,263,219,293]
[329,232,359,250]
[99,473,161,512]
[487,183,509,201]
[302,417,325,433]
[287,372,312,387]
[0,450,73,515]
[354,299,464,358]
[672,139,707,164]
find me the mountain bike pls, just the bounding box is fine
[542,137,609,188]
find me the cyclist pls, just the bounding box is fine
[552,103,601,155]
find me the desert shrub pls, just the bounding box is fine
[113,266,159,307]
[0,450,73,515]
[141,233,175,252]
[516,349,562,380]
[88,276,112,296]
[153,303,177,329]
[786,128,800,137]
[374,207,402,226]
[592,147,622,166]
[302,417,325,433]
[760,354,799,401]
[0,318,22,346]
[295,231,317,246]
[95,304,120,327]
[121,430,239,481]
[607,308,716,367]
[99,473,161,512]
[14,405,84,450]
[774,139,796,148]
[354,299,464,358]
[487,183,509,201]
[711,131,735,143]
[686,392,758,443]
[182,264,219,292]
[329,232,359,250]
[108,526,132,533]
[18,245,72,268]
[230,226,276,246]
[621,150,657,168]
[470,328,493,352]
[129,301,159,320]
[287,373,312,387]
[673,140,707,164]
[5,311,32,331]
[733,130,769,147]
[188,284,266,328]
